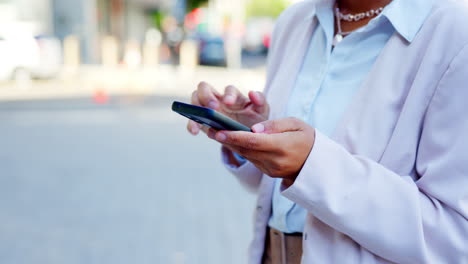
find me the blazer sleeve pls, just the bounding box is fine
[221,147,263,193]
[281,44,468,263]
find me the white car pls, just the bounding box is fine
[0,32,61,81]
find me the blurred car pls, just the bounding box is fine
[0,31,61,81]
[243,17,274,54]
[198,35,226,67]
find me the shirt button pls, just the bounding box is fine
[256,206,262,211]
[304,233,308,240]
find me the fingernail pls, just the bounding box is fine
[224,95,235,104]
[252,123,265,133]
[208,100,218,109]
[216,132,227,142]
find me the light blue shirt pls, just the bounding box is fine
[268,2,400,233]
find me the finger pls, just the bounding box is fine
[252,117,305,134]
[248,91,268,114]
[222,144,264,164]
[206,127,217,139]
[197,82,222,110]
[188,91,204,135]
[215,130,275,152]
[222,144,272,176]
[187,120,201,135]
[223,85,249,109]
[191,90,201,105]
[200,125,210,134]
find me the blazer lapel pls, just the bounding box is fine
[331,33,422,161]
[269,14,319,120]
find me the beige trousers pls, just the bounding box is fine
[262,228,303,264]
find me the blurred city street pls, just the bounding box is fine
[0,92,257,264]
[0,63,266,101]
[0,0,289,262]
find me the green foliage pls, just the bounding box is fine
[246,0,289,18]
[149,0,208,30]
[187,0,209,12]
[151,11,162,30]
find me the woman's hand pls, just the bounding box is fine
[187,82,269,135]
[211,117,316,187]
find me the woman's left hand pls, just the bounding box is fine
[210,117,316,187]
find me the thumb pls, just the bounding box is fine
[252,117,305,134]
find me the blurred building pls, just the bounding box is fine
[53,0,178,64]
[0,0,295,66]
[0,0,53,35]
[52,0,185,63]
[0,0,161,64]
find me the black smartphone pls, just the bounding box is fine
[172,101,252,132]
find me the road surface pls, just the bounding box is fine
[0,95,256,264]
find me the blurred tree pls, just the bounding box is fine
[151,10,165,30]
[246,0,289,18]
[187,0,208,12]
[150,0,208,30]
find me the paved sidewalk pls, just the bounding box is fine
[0,65,266,101]
[0,96,257,264]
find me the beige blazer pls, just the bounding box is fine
[226,0,468,263]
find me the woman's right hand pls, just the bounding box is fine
[187,81,270,136]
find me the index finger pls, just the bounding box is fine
[197,82,222,110]
[214,130,275,152]
[223,85,249,109]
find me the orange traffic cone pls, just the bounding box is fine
[93,88,109,104]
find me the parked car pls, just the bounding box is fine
[198,34,226,67]
[0,31,61,81]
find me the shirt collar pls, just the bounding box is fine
[380,0,433,42]
[303,0,332,21]
[303,0,434,43]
